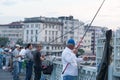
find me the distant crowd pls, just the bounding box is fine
[0,43,46,80]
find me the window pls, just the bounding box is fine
[45,30,47,35]
[31,24,34,28]
[46,46,49,50]
[35,24,39,28]
[49,24,51,28]
[52,25,54,29]
[52,46,53,50]
[58,26,61,30]
[64,26,67,29]
[49,31,51,35]
[31,30,33,34]
[36,30,38,34]
[52,31,54,35]
[45,24,47,28]
[31,36,33,42]
[26,30,29,34]
[45,36,47,42]
[26,25,29,28]
[35,37,37,42]
[56,31,58,35]
[49,37,51,41]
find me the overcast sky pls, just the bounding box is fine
[0,0,120,30]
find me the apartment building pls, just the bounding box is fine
[23,16,64,54]
[58,16,85,45]
[84,25,108,54]
[0,22,23,46]
[23,17,63,44]
[23,16,85,54]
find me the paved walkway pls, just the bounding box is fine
[0,69,49,80]
[0,69,25,80]
[0,69,13,80]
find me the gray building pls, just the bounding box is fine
[0,22,23,46]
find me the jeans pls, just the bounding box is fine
[13,61,19,80]
[6,56,10,67]
[2,56,6,66]
[25,61,33,80]
[63,75,77,80]
[19,62,22,73]
[41,74,46,80]
[0,54,3,69]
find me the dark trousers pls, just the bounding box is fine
[34,66,41,80]
[25,61,33,80]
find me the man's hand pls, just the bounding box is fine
[73,49,78,54]
[16,55,22,58]
[83,56,88,61]
[40,55,45,61]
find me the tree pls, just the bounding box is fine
[76,49,85,57]
[0,37,9,46]
[16,39,23,45]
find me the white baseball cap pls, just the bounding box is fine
[15,44,20,47]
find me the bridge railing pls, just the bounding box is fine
[44,56,97,80]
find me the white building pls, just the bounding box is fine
[84,25,108,54]
[23,16,64,54]
[0,22,23,46]
[82,31,92,53]
[113,29,120,79]
[23,17,63,44]
[23,16,85,54]
[58,16,85,45]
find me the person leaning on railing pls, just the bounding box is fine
[62,38,87,80]
[33,43,45,80]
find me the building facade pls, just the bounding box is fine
[23,16,85,54]
[23,16,63,44]
[84,25,108,54]
[0,22,23,46]
[58,16,84,44]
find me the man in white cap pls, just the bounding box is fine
[12,44,21,80]
[62,38,87,80]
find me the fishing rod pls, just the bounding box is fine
[76,0,106,49]
[48,22,85,44]
[48,0,106,47]
[61,0,106,75]
[86,0,106,80]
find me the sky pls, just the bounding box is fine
[0,0,120,30]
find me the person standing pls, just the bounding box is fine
[62,38,87,80]
[12,44,21,80]
[0,45,4,69]
[33,43,45,80]
[18,46,26,74]
[25,43,33,80]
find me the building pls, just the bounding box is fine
[23,16,85,54]
[84,25,108,54]
[96,29,120,79]
[58,16,85,44]
[23,16,63,44]
[23,16,64,54]
[0,22,23,46]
